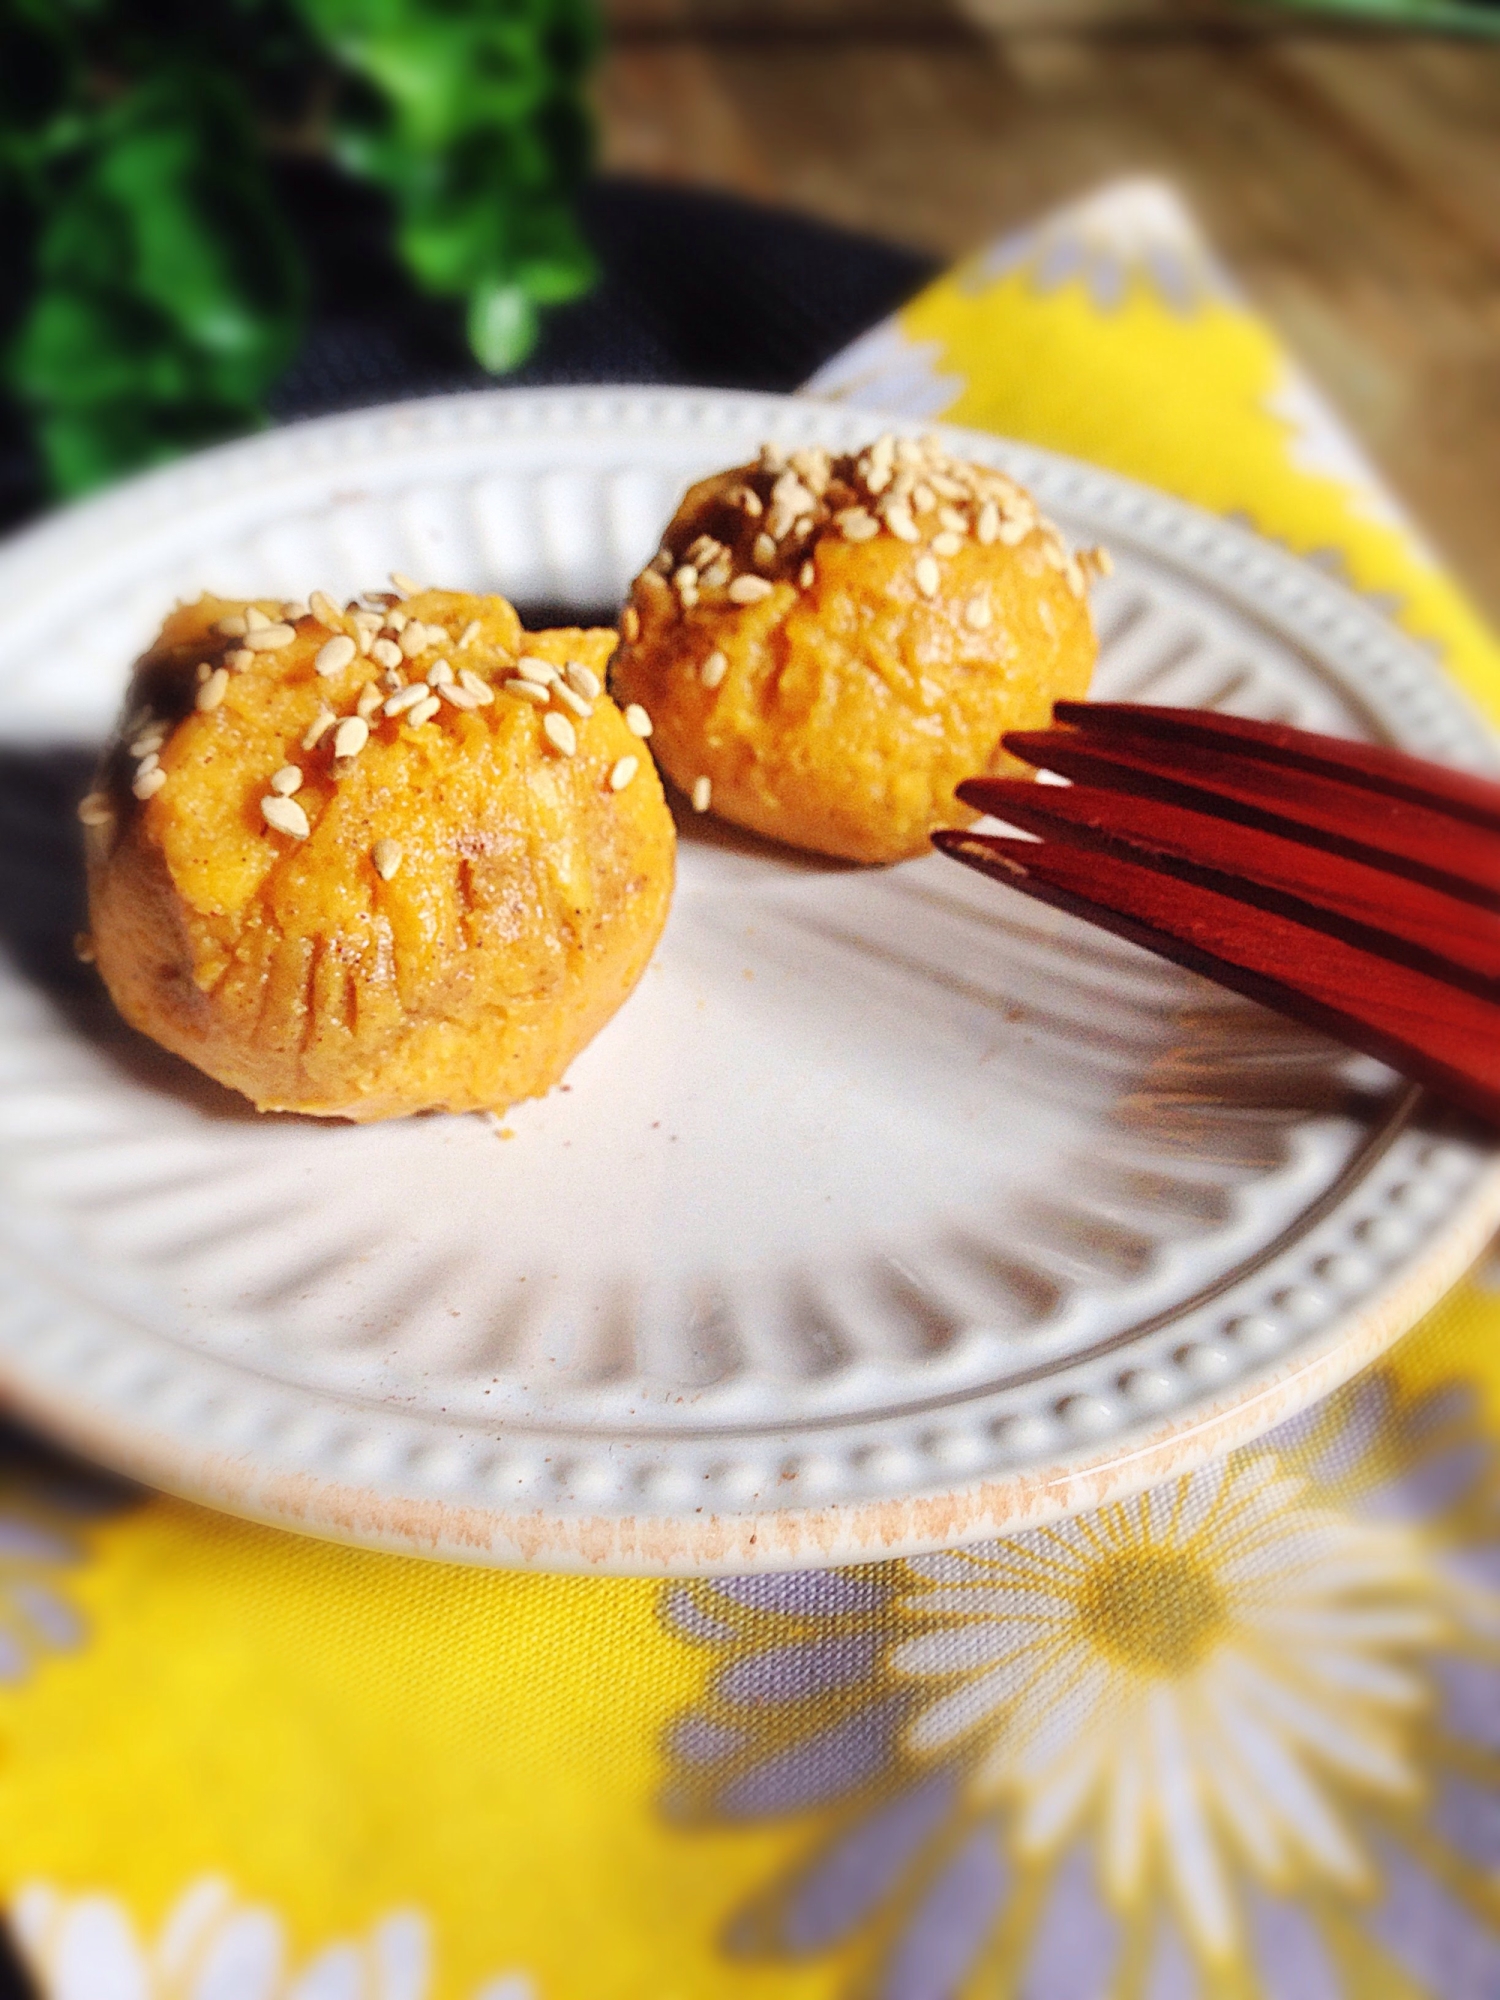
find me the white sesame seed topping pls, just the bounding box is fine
[244,606,271,631]
[700,649,728,689]
[609,755,638,792]
[425,658,454,686]
[244,623,296,652]
[399,623,430,659]
[390,571,421,597]
[356,681,385,719]
[728,575,774,605]
[225,648,254,673]
[691,775,712,813]
[884,505,920,544]
[196,667,230,712]
[799,560,815,589]
[623,703,653,738]
[270,765,302,796]
[753,532,777,568]
[133,767,167,801]
[370,638,403,671]
[217,613,248,638]
[407,694,441,726]
[77,793,114,826]
[915,555,941,597]
[282,601,309,623]
[438,681,481,710]
[542,712,577,757]
[931,532,963,558]
[938,506,968,534]
[302,707,337,748]
[836,507,880,542]
[620,605,641,643]
[964,594,993,630]
[564,661,601,700]
[458,668,495,705]
[736,486,764,518]
[309,590,342,629]
[129,728,166,757]
[315,634,356,677]
[501,678,550,706]
[261,794,309,838]
[457,619,481,649]
[372,838,403,881]
[515,656,559,686]
[976,501,1001,545]
[135,751,160,777]
[383,684,429,717]
[552,681,592,720]
[334,716,369,759]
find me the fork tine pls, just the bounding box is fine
[933,827,1500,1125]
[1053,701,1500,833]
[1001,724,1500,909]
[956,776,1500,994]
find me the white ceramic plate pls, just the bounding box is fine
[0,386,1495,1574]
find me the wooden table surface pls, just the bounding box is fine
[597,0,1500,632]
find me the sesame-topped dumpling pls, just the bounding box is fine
[80,582,674,1120]
[609,433,1107,865]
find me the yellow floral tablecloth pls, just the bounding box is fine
[6,179,1500,2000]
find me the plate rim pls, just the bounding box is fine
[0,381,1496,1574]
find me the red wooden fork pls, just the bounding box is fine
[933,702,1500,1125]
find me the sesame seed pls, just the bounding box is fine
[399,623,430,659]
[691,775,711,813]
[383,684,429,717]
[309,590,342,628]
[939,506,968,534]
[426,658,454,686]
[303,707,337,748]
[543,712,577,757]
[133,767,167,801]
[407,694,440,726]
[884,506,920,544]
[621,605,641,642]
[390,571,421,597]
[553,681,592,720]
[244,624,296,652]
[728,575,774,605]
[932,532,963,558]
[356,682,385,719]
[244,606,271,631]
[915,555,941,597]
[373,838,402,881]
[217,613,248,638]
[759,442,788,474]
[964,594,993,631]
[686,535,721,568]
[352,609,382,634]
[609,755,638,792]
[135,751,160,777]
[976,502,1000,545]
[623,703,653,738]
[564,661,600,700]
[370,639,403,670]
[911,482,937,515]
[334,716,369,759]
[800,560,815,589]
[736,486,764,518]
[753,533,777,568]
[261,794,309,838]
[515,656,558,687]
[196,667,230,712]
[438,681,480,710]
[457,619,482,649]
[836,507,880,542]
[1065,557,1086,598]
[77,793,114,826]
[129,728,166,757]
[270,765,302,796]
[282,601,309,623]
[196,662,212,684]
[355,627,374,657]
[700,650,728,689]
[225,648,254,673]
[501,679,550,706]
[701,556,731,589]
[315,634,357,677]
[458,668,494,705]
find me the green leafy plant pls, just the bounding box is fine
[0,0,599,498]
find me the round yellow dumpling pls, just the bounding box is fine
[611,436,1104,864]
[83,587,675,1121]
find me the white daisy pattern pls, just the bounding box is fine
[659,1366,1500,1998]
[10,1876,536,2000]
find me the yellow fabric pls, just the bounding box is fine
[7,178,1500,2000]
